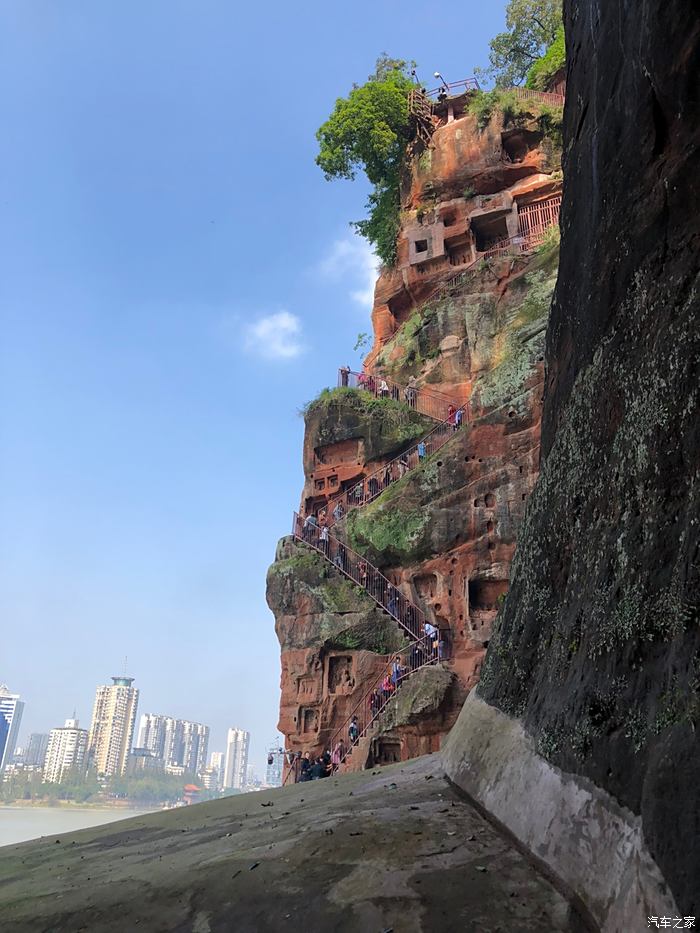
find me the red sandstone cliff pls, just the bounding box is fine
[267,89,563,771]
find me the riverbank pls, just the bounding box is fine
[0,805,158,848]
[0,798,153,811]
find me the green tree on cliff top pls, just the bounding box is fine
[316,55,414,267]
[478,0,563,87]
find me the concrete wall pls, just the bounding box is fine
[442,691,679,932]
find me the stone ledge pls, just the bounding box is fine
[442,690,678,932]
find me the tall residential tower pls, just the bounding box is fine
[87,676,139,777]
[223,728,249,790]
[0,685,25,772]
[43,719,88,784]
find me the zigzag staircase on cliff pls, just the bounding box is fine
[292,512,432,641]
[329,632,440,770]
[321,403,468,530]
[290,514,443,772]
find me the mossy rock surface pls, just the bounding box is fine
[303,387,434,463]
[374,245,558,399]
[379,666,455,731]
[266,537,406,654]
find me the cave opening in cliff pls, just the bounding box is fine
[468,579,508,611]
[374,738,401,765]
[471,213,509,251]
[501,128,541,164]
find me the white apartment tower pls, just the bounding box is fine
[43,719,88,784]
[136,713,209,775]
[0,685,25,772]
[88,676,139,777]
[223,728,250,790]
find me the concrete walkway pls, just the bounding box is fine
[0,755,594,932]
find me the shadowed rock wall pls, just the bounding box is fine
[445,1,699,925]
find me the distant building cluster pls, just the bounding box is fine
[135,713,209,776]
[0,676,271,799]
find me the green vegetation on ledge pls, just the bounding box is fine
[526,23,565,90]
[469,89,563,147]
[303,386,433,456]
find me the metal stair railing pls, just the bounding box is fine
[337,369,461,423]
[328,634,441,769]
[320,406,467,529]
[292,512,428,642]
[422,208,561,308]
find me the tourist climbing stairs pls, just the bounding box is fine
[290,514,443,770]
[321,403,468,529]
[292,512,431,642]
[328,633,440,770]
[338,369,460,423]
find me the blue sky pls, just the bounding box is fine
[0,1,508,774]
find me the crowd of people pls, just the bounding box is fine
[286,740,348,783]
[337,367,459,420]
[286,625,447,784]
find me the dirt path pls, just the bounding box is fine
[0,754,594,932]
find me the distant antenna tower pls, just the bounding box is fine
[123,655,128,677]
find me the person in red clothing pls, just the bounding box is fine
[447,404,457,428]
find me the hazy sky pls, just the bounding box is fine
[0,1,507,773]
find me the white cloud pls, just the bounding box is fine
[243,310,303,361]
[318,234,379,312]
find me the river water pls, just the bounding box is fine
[0,806,156,848]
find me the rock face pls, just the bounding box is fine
[267,95,563,768]
[0,756,594,933]
[445,1,700,925]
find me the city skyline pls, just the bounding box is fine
[7,672,260,780]
[4,677,262,791]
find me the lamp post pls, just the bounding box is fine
[434,71,450,91]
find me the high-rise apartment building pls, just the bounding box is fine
[223,728,249,791]
[0,685,25,772]
[209,751,224,772]
[43,719,88,784]
[25,733,50,768]
[136,714,209,775]
[88,676,139,777]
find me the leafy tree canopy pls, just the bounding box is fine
[526,22,566,89]
[477,0,563,87]
[316,55,414,266]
